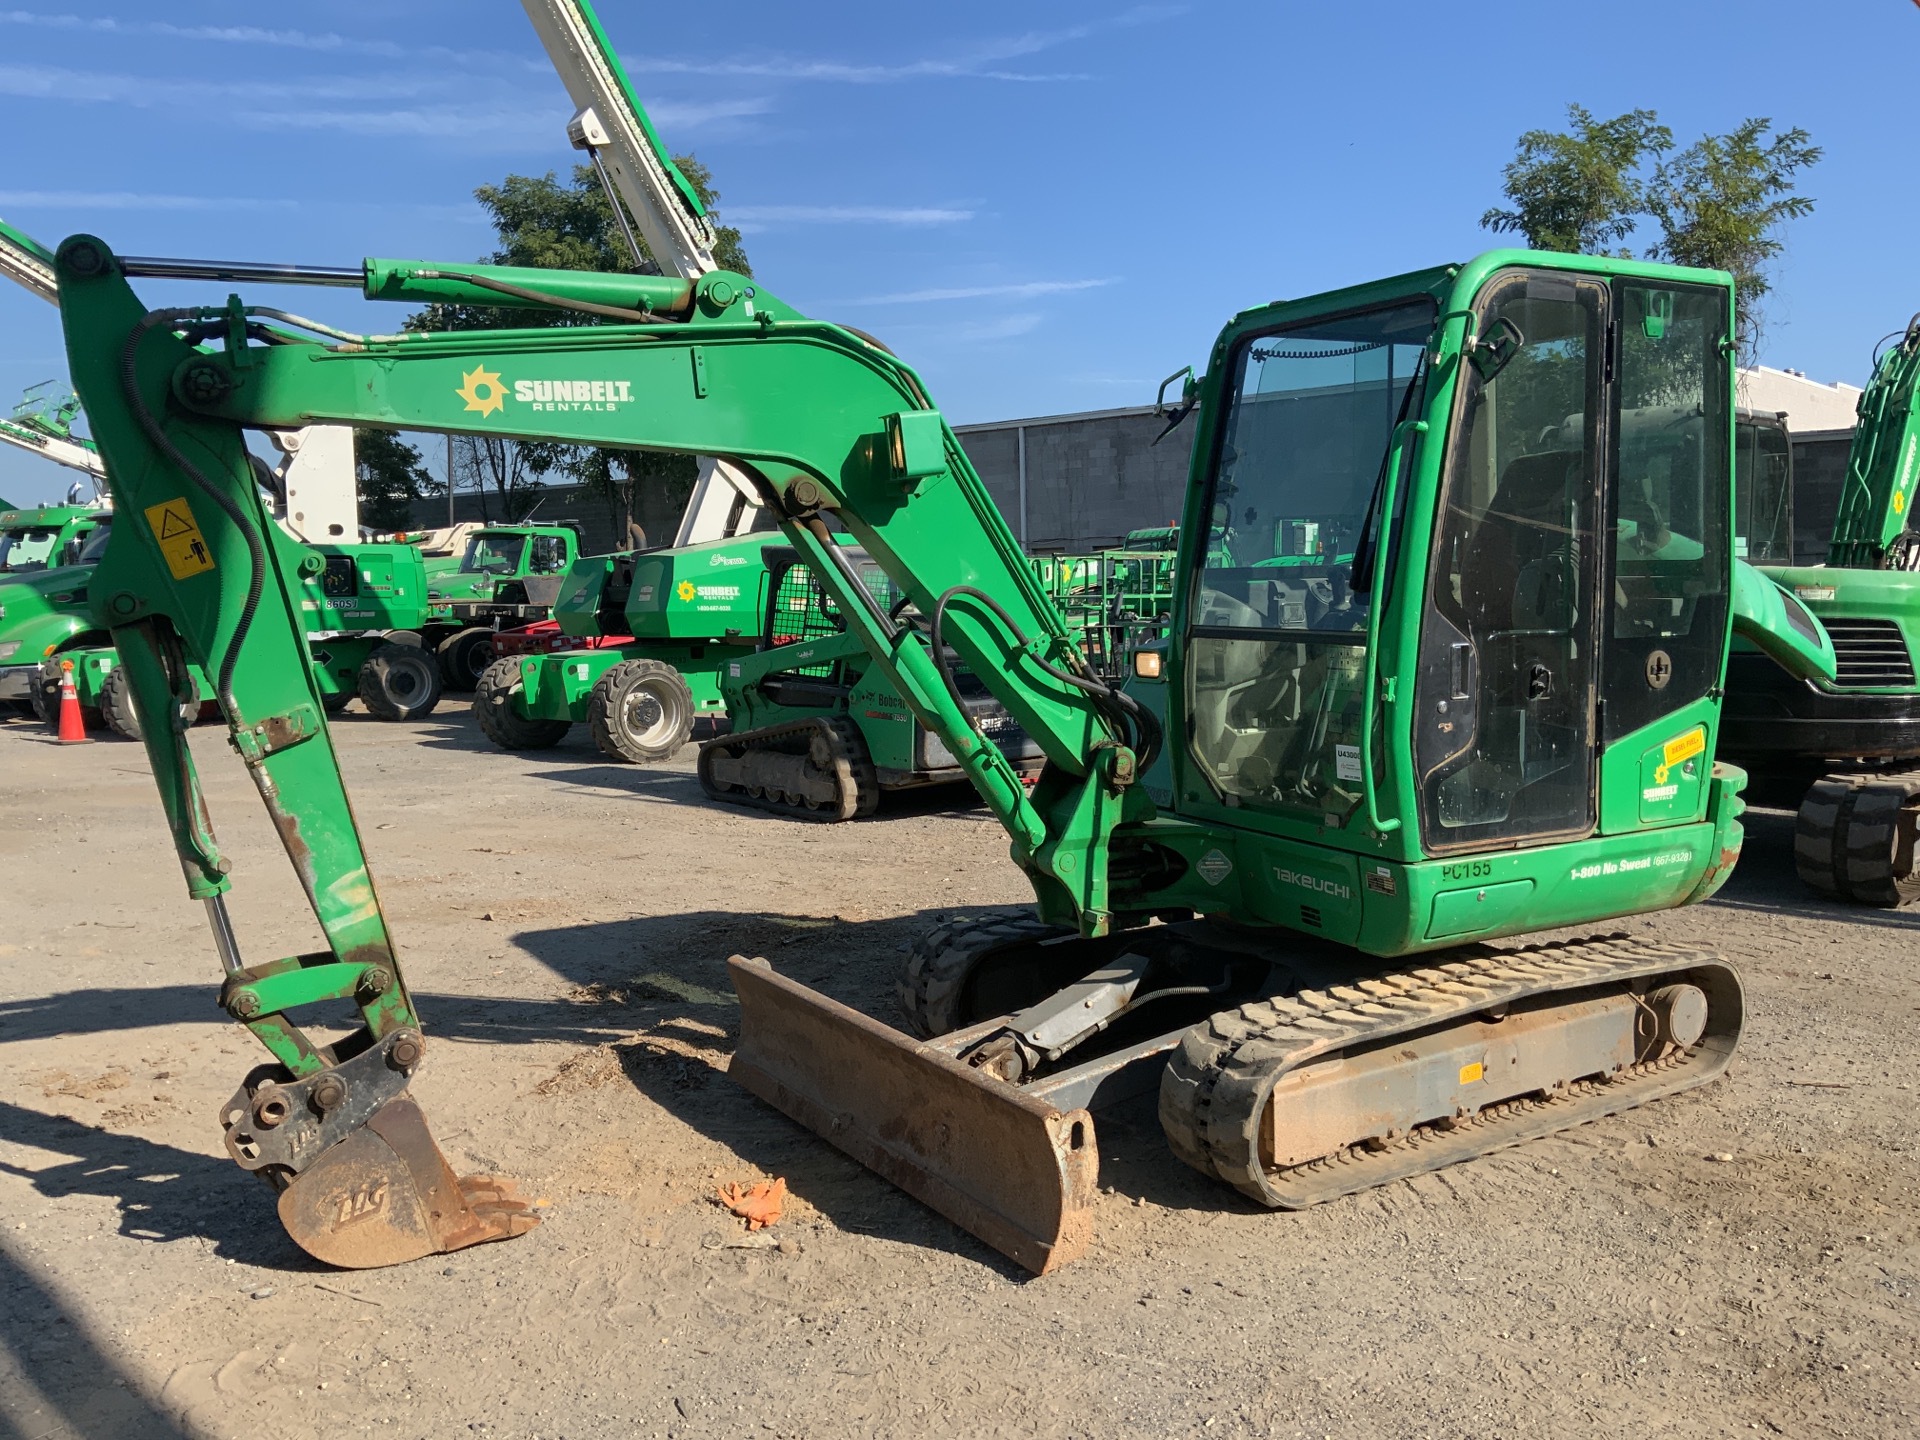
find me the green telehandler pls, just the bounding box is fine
[56,226,1842,1273]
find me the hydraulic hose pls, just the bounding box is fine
[929,584,1162,777]
[119,309,264,716]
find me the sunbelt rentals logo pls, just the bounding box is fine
[457,366,635,417]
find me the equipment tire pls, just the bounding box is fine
[898,910,1074,1038]
[1840,781,1920,906]
[358,642,442,721]
[26,670,54,724]
[437,627,496,693]
[321,690,353,716]
[588,658,694,763]
[97,663,201,740]
[473,656,569,750]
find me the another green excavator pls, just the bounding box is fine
[1720,315,1920,904]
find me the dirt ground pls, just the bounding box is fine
[1,703,1916,1440]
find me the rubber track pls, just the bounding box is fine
[697,715,879,823]
[1159,932,1740,1208]
[897,910,1068,1038]
[1795,768,1920,905]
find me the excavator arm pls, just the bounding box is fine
[57,235,1137,1269]
[1828,314,1920,568]
[55,247,542,1267]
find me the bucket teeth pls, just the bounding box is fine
[275,1096,538,1269]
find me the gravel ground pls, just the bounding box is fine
[2,704,1916,1440]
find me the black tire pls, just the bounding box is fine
[897,910,1074,1038]
[588,658,695,763]
[473,656,570,750]
[27,667,56,724]
[357,642,442,721]
[321,690,354,715]
[97,664,143,740]
[1840,781,1920,907]
[98,663,202,741]
[437,627,496,693]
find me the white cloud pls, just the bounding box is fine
[726,204,973,226]
[955,313,1044,342]
[0,189,297,211]
[626,5,1185,84]
[849,278,1116,305]
[0,5,1183,85]
[0,11,542,69]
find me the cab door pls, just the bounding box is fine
[1413,270,1609,852]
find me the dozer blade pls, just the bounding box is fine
[276,1096,539,1269]
[727,956,1097,1276]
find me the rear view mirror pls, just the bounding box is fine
[1641,290,1673,340]
[1468,316,1525,382]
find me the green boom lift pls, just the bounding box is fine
[56,228,1840,1273]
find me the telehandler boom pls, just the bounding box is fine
[58,226,1839,1272]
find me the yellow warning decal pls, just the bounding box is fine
[1458,1061,1485,1085]
[144,498,215,580]
[1662,727,1706,769]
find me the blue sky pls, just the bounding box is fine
[2,0,1914,506]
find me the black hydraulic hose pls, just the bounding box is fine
[930,584,1162,775]
[120,309,263,716]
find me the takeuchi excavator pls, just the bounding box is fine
[56,224,1842,1273]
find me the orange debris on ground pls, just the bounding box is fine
[715,1177,787,1230]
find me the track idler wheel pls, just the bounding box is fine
[275,1096,539,1269]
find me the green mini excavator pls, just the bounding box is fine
[42,0,1843,1276]
[55,227,1840,1273]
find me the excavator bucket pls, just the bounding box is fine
[274,1097,539,1269]
[727,956,1097,1275]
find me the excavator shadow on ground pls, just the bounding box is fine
[0,1230,196,1440]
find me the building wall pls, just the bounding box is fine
[953,405,1196,553]
[1737,365,1863,434]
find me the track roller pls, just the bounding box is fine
[698,715,879,821]
[1160,935,1741,1208]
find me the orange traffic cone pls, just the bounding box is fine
[55,659,88,744]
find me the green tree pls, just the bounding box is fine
[1642,119,1822,357]
[1481,105,1672,254]
[414,158,750,544]
[354,427,435,531]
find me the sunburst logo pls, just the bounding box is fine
[676,580,696,602]
[456,366,507,418]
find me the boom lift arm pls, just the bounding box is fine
[517,0,719,279]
